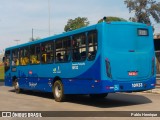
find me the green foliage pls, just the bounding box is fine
[98,16,127,23]
[64,17,90,32]
[124,0,160,24]
[0,65,4,80]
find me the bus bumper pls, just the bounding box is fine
[100,76,156,93]
[63,77,156,94]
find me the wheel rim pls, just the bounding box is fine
[14,81,19,90]
[55,84,61,98]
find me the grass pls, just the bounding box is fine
[0,65,4,81]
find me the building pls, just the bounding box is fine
[154,33,160,75]
[154,33,160,39]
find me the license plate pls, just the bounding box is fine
[128,71,138,76]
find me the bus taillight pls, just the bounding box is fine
[152,57,155,76]
[105,58,112,78]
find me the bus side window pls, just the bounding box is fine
[72,33,86,61]
[6,52,10,66]
[4,51,11,72]
[72,39,80,61]
[23,47,30,65]
[12,49,19,66]
[55,37,71,63]
[20,47,30,66]
[88,30,97,60]
[63,38,71,62]
[30,44,40,64]
[41,41,54,64]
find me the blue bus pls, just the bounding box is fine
[4,22,156,102]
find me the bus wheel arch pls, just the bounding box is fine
[12,76,21,93]
[53,76,62,85]
[12,76,17,83]
[52,76,66,102]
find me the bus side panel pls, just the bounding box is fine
[4,67,13,86]
[37,78,53,92]
[63,79,103,94]
[18,77,51,92]
[5,75,12,87]
[63,56,101,94]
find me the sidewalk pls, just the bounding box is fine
[144,88,160,94]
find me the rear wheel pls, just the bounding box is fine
[90,93,108,99]
[13,79,21,93]
[53,80,66,102]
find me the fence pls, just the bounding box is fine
[156,51,160,74]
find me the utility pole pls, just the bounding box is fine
[32,28,34,41]
[48,0,51,36]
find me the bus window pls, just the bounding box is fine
[41,41,54,64]
[4,50,10,72]
[72,33,86,61]
[63,38,71,62]
[12,49,19,66]
[5,51,11,67]
[87,30,97,60]
[20,47,30,65]
[55,37,71,63]
[30,44,40,64]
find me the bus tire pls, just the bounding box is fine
[13,79,21,93]
[89,93,108,99]
[53,80,65,102]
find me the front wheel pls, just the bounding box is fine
[89,93,108,99]
[53,80,66,102]
[13,79,21,93]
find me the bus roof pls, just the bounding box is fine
[5,21,148,51]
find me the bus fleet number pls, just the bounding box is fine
[132,83,143,88]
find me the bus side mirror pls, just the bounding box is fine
[2,57,5,63]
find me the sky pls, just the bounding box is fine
[0,0,160,53]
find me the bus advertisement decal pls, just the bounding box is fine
[72,63,85,70]
[53,66,61,74]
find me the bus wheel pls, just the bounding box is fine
[89,93,108,99]
[53,80,65,102]
[13,79,21,93]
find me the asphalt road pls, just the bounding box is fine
[0,85,160,119]
[0,82,3,86]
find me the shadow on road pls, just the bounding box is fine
[9,89,152,108]
[9,89,53,99]
[66,93,152,108]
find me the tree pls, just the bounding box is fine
[64,17,89,32]
[124,0,160,24]
[98,16,127,23]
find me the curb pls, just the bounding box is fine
[143,88,160,94]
